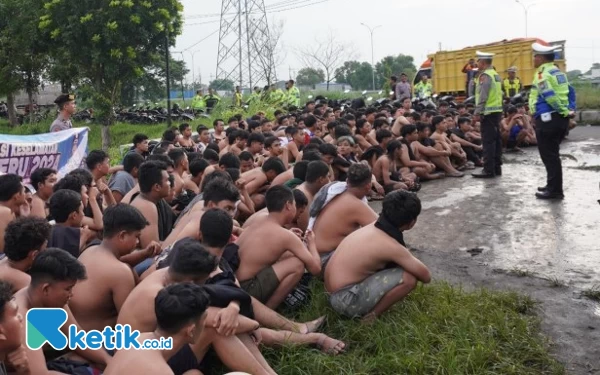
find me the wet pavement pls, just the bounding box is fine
[370,126,600,291]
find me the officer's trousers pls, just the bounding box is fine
[481,112,503,174]
[535,114,569,195]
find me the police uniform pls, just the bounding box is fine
[287,83,300,108]
[50,94,75,133]
[503,66,522,98]
[529,43,571,200]
[234,91,243,107]
[414,80,433,99]
[472,51,503,178]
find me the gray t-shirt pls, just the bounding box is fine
[50,114,73,133]
[108,171,136,196]
[395,82,412,101]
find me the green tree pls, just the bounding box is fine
[334,61,374,91]
[296,67,325,88]
[375,54,417,89]
[39,0,183,149]
[0,0,47,126]
[566,70,582,82]
[210,79,234,91]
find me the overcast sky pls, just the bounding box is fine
[175,0,598,86]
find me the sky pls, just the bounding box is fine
[174,0,599,86]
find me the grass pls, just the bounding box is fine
[581,285,600,302]
[546,278,566,288]
[572,83,600,110]
[208,281,563,375]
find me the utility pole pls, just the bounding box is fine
[360,23,382,91]
[165,30,172,126]
[515,0,537,37]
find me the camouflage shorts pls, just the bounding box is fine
[328,267,404,318]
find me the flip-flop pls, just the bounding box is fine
[316,335,346,356]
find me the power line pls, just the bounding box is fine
[182,28,221,51]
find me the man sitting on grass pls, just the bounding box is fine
[325,191,431,323]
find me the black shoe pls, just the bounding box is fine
[472,172,496,179]
[537,186,548,192]
[495,168,502,176]
[535,191,564,200]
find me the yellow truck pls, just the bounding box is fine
[414,38,566,97]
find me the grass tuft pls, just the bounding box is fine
[546,278,567,288]
[581,285,600,302]
[509,268,535,278]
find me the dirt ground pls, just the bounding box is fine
[368,126,600,374]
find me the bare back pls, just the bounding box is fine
[0,206,15,252]
[69,246,137,332]
[0,260,30,294]
[324,224,429,292]
[104,335,172,375]
[313,193,377,254]
[117,268,166,333]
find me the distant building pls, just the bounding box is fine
[580,68,600,88]
[14,83,62,106]
[314,82,353,92]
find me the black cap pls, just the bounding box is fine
[54,94,75,106]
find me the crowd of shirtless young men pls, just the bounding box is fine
[0,96,531,375]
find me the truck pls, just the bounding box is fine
[414,38,567,97]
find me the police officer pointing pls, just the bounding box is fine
[529,43,571,200]
[472,51,503,178]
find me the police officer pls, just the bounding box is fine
[414,73,433,99]
[529,43,572,200]
[247,86,261,105]
[472,51,503,178]
[503,66,522,98]
[191,89,206,112]
[50,94,76,133]
[285,79,300,108]
[234,86,243,107]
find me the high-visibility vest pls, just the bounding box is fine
[234,92,242,106]
[191,95,206,110]
[503,77,521,98]
[414,81,433,98]
[529,62,570,118]
[475,68,503,114]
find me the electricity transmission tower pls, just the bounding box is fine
[216,0,276,90]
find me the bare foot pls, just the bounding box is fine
[447,172,465,178]
[360,312,377,324]
[299,316,326,334]
[316,334,346,355]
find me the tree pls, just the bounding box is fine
[375,54,417,89]
[296,32,354,90]
[254,18,286,86]
[40,0,183,149]
[334,61,374,91]
[0,0,47,126]
[296,68,325,88]
[210,79,234,91]
[566,70,582,82]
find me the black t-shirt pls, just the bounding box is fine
[450,128,466,140]
[420,138,436,147]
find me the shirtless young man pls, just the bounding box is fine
[130,161,171,248]
[168,148,190,197]
[354,119,378,151]
[373,141,410,194]
[413,124,464,177]
[183,158,209,195]
[243,189,308,230]
[285,126,305,164]
[291,161,328,231]
[241,157,286,209]
[430,116,468,169]
[0,280,30,374]
[325,191,431,323]
[0,217,51,294]
[399,125,443,181]
[0,174,27,253]
[264,136,289,170]
[312,163,378,269]
[85,150,117,208]
[14,249,112,374]
[221,130,249,157]
[212,119,226,144]
[69,204,157,332]
[236,185,321,309]
[118,240,277,375]
[178,123,196,150]
[105,283,210,375]
[30,168,57,219]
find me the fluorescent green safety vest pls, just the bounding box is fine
[415,81,433,98]
[475,68,503,114]
[287,86,300,107]
[529,62,570,118]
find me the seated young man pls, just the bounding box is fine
[243,189,308,230]
[311,163,378,269]
[373,141,411,194]
[14,249,112,374]
[241,157,286,210]
[239,151,255,173]
[105,283,210,375]
[413,123,464,177]
[236,186,321,309]
[0,217,51,294]
[294,161,331,232]
[47,189,95,257]
[118,240,277,375]
[85,149,117,208]
[69,204,157,332]
[430,116,468,170]
[325,191,431,323]
[55,172,104,232]
[246,133,265,167]
[0,174,27,254]
[130,161,173,248]
[399,125,444,181]
[30,168,58,219]
[0,280,30,374]
[109,152,145,203]
[183,158,210,195]
[452,117,483,165]
[264,136,288,169]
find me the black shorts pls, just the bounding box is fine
[167,344,199,375]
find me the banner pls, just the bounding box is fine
[0,128,89,183]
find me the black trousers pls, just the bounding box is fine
[535,114,569,195]
[481,112,503,174]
